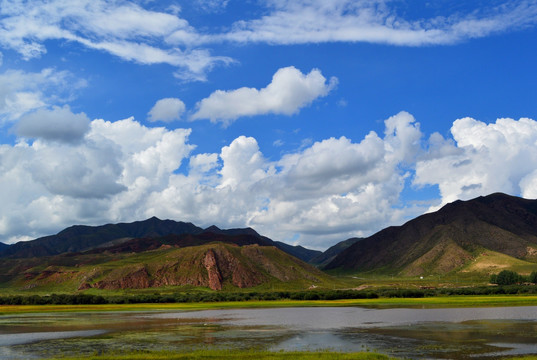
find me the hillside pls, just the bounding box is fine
[0,232,332,292]
[0,218,320,262]
[310,237,362,267]
[325,193,537,275]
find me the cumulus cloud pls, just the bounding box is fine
[3,111,537,250]
[14,105,90,143]
[0,116,196,243]
[148,98,186,122]
[0,112,424,248]
[215,0,537,46]
[191,66,337,124]
[415,116,537,206]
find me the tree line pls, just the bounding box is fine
[490,270,537,285]
[2,284,537,305]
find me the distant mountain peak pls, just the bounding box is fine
[205,225,221,232]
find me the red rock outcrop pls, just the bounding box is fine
[94,266,151,290]
[204,249,223,290]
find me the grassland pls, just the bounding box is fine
[47,350,396,360]
[40,349,537,360]
[2,295,537,315]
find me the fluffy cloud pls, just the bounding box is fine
[191,66,337,124]
[216,0,537,46]
[0,111,422,248]
[415,117,537,206]
[15,106,90,143]
[148,98,186,122]
[0,117,196,241]
[3,111,537,250]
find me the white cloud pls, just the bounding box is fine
[15,105,90,143]
[129,111,423,249]
[191,66,337,124]
[2,1,536,82]
[219,136,272,189]
[0,68,82,124]
[3,112,537,250]
[148,98,186,122]
[0,0,232,81]
[0,116,196,243]
[0,112,423,248]
[195,0,230,13]
[215,0,537,46]
[415,117,537,207]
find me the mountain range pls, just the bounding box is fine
[1,192,537,292]
[0,217,321,262]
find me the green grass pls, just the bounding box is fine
[460,249,537,275]
[45,349,396,360]
[3,295,537,314]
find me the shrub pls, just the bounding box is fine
[492,270,521,285]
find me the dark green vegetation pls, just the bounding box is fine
[489,270,537,285]
[326,193,537,277]
[41,349,397,360]
[4,285,537,306]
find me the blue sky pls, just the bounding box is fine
[1,0,537,249]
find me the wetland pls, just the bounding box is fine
[1,305,537,359]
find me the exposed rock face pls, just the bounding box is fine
[204,249,223,290]
[87,244,273,291]
[95,266,151,290]
[78,282,92,290]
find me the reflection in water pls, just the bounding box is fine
[0,306,536,359]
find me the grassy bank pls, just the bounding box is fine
[47,349,395,360]
[41,350,537,360]
[2,295,537,314]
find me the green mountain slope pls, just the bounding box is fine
[1,238,333,293]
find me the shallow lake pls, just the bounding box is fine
[1,306,537,359]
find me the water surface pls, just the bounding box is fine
[0,306,536,359]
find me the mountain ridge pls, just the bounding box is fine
[0,230,333,292]
[0,217,321,263]
[325,193,537,275]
